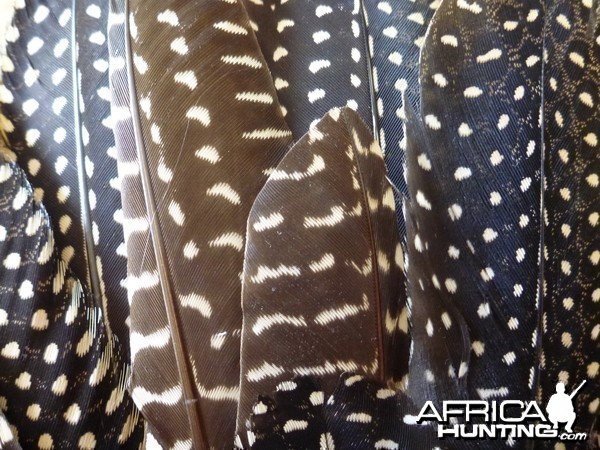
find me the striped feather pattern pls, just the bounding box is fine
[238,107,407,443]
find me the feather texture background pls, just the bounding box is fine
[237,107,408,444]
[109,0,293,446]
[0,0,595,448]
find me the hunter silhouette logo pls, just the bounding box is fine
[546,380,586,433]
[416,380,588,442]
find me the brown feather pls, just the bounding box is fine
[108,0,293,447]
[237,107,407,442]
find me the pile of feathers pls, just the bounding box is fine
[0,0,597,448]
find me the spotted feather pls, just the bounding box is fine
[0,152,142,448]
[362,0,438,241]
[247,373,439,449]
[0,0,129,357]
[404,0,598,447]
[243,0,372,139]
[539,0,599,440]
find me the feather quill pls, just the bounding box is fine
[74,0,131,353]
[404,106,472,410]
[237,107,407,444]
[108,0,293,446]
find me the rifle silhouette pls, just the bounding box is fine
[569,380,587,400]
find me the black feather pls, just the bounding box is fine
[243,0,373,138]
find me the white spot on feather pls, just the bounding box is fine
[250,265,301,284]
[309,254,335,272]
[454,167,472,180]
[206,183,240,204]
[433,73,447,87]
[347,413,372,423]
[556,14,571,29]
[242,128,291,139]
[308,88,326,103]
[131,386,182,409]
[180,294,212,318]
[195,146,220,163]
[168,201,185,226]
[214,21,247,34]
[253,314,307,335]
[283,420,308,433]
[304,206,344,227]
[458,123,473,137]
[464,86,483,98]
[309,60,330,73]
[157,10,178,26]
[209,232,244,251]
[186,106,210,126]
[270,155,325,180]
[441,35,458,46]
[183,241,199,259]
[477,48,502,63]
[221,55,262,68]
[247,362,285,381]
[416,191,431,210]
[425,115,441,130]
[253,213,284,232]
[170,37,188,55]
[174,71,197,90]
[235,92,273,103]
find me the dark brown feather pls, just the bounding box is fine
[238,106,407,442]
[108,0,293,447]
